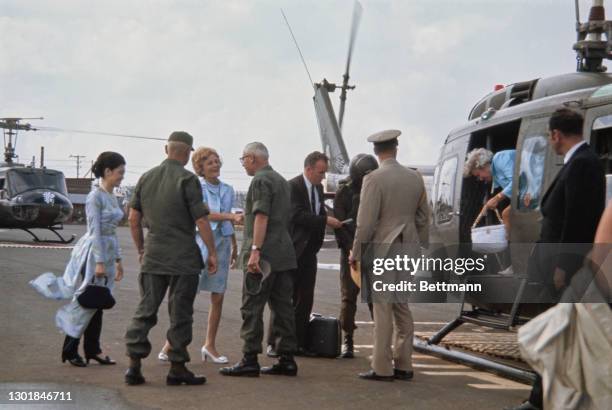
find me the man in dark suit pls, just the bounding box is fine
[508,108,605,410]
[534,108,606,293]
[267,151,343,356]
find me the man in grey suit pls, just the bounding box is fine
[350,129,430,381]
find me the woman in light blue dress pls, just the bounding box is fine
[30,152,126,367]
[464,148,516,230]
[158,147,241,364]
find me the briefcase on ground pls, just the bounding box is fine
[306,313,341,358]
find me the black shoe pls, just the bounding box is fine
[261,356,298,376]
[294,347,317,357]
[266,344,279,358]
[358,370,394,382]
[341,333,354,358]
[167,369,206,386]
[125,367,145,385]
[219,356,260,377]
[86,354,116,365]
[62,354,86,367]
[503,401,540,410]
[393,369,414,381]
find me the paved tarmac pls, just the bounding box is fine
[0,226,529,409]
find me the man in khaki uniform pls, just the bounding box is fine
[125,131,217,386]
[350,130,429,381]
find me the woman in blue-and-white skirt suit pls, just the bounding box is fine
[158,147,242,365]
[30,152,126,367]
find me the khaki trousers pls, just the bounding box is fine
[371,302,414,376]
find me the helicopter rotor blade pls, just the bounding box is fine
[35,126,166,141]
[338,1,363,130]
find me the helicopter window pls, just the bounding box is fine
[434,156,458,224]
[591,113,612,202]
[6,169,68,196]
[517,135,547,211]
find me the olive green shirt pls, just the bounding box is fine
[241,165,297,272]
[130,158,210,275]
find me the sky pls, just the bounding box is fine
[0,0,590,190]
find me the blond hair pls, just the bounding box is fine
[463,148,493,177]
[192,147,220,177]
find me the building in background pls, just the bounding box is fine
[65,178,93,223]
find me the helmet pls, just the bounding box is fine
[349,154,378,188]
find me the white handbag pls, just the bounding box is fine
[471,209,508,254]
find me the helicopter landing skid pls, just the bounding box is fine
[427,278,528,345]
[22,227,76,244]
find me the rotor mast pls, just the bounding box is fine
[574,0,612,72]
[0,117,42,164]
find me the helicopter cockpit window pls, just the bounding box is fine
[6,169,68,196]
[517,135,547,211]
[434,156,458,224]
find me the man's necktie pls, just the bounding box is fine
[311,185,317,214]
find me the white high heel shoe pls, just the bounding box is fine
[158,351,169,362]
[201,346,228,364]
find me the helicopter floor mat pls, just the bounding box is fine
[414,332,523,362]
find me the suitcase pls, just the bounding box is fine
[306,313,341,358]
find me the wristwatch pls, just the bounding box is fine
[251,245,262,252]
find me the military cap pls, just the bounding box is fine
[168,131,195,151]
[366,129,401,144]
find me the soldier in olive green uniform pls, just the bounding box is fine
[333,154,378,358]
[220,142,298,377]
[125,131,218,386]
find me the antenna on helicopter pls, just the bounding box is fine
[281,8,315,89]
[0,117,43,164]
[338,1,362,131]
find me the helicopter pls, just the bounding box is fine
[293,0,611,381]
[0,117,75,243]
[0,118,166,244]
[413,0,612,377]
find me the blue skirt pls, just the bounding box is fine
[196,229,231,293]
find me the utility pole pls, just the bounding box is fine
[69,154,86,178]
[82,160,94,179]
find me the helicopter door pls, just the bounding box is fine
[431,134,468,249]
[584,105,612,203]
[509,115,552,274]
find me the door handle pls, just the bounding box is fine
[448,211,460,216]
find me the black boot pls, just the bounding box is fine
[341,333,354,359]
[219,354,260,377]
[261,355,298,376]
[125,357,145,386]
[167,362,206,385]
